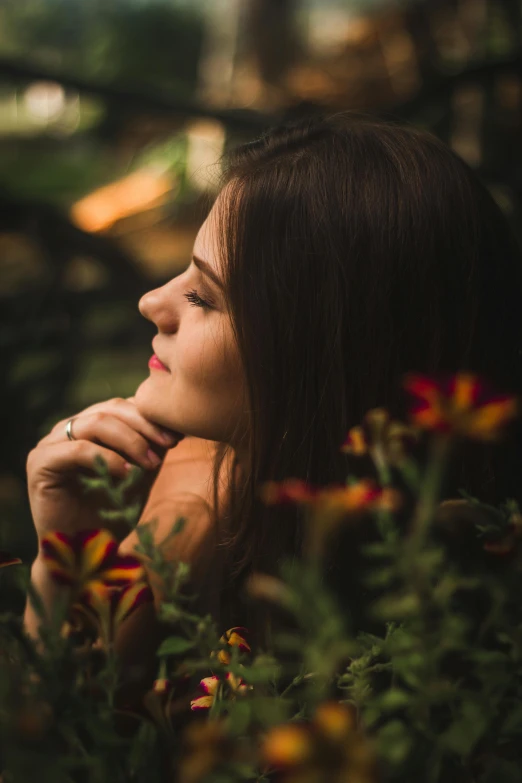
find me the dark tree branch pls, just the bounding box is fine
[2,51,522,133]
[0,56,277,132]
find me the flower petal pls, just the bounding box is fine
[403,373,441,402]
[199,676,220,696]
[260,479,318,505]
[318,480,378,511]
[153,678,172,695]
[449,373,481,412]
[216,649,231,665]
[40,532,76,585]
[77,530,118,581]
[403,373,448,431]
[341,426,368,455]
[113,581,153,627]
[190,695,214,711]
[101,555,146,587]
[222,627,251,653]
[226,672,247,692]
[466,398,518,440]
[82,581,113,627]
[0,551,22,568]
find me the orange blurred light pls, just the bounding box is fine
[70,168,175,233]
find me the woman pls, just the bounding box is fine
[23,111,522,661]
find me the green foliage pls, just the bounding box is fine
[3,421,522,781]
[0,0,205,95]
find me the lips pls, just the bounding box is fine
[148,354,169,371]
[151,339,169,371]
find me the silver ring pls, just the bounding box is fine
[65,417,77,441]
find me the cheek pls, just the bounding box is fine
[177,325,242,397]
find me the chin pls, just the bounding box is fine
[134,380,166,423]
[134,380,187,435]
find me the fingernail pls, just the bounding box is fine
[147,449,161,467]
[160,430,177,445]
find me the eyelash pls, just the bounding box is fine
[183,288,214,309]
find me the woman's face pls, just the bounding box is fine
[134,192,248,445]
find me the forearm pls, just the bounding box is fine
[23,554,65,643]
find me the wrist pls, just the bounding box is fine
[30,550,49,578]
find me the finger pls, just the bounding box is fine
[28,440,133,481]
[46,399,182,449]
[49,412,166,470]
[71,399,181,445]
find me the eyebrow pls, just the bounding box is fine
[191,254,224,291]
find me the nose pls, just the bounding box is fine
[138,282,178,331]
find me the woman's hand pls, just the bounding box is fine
[26,396,184,550]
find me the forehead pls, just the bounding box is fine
[192,199,222,274]
[193,213,214,259]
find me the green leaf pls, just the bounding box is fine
[158,603,182,623]
[377,719,412,765]
[93,454,111,474]
[377,688,412,711]
[372,592,421,619]
[227,699,251,735]
[170,517,187,537]
[127,719,158,774]
[79,476,109,491]
[361,542,393,558]
[119,464,145,489]
[157,636,194,656]
[135,523,156,554]
[440,700,489,756]
[240,661,281,684]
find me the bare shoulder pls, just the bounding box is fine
[149,436,218,506]
[119,490,215,565]
[146,436,236,520]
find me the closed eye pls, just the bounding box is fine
[183,288,214,309]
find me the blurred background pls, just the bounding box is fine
[1,0,522,600]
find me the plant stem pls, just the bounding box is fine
[409,435,451,546]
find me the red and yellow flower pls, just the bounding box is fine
[403,372,518,441]
[153,677,172,696]
[341,407,419,462]
[261,477,400,516]
[190,673,249,711]
[212,626,251,665]
[261,478,401,557]
[151,654,174,696]
[83,579,153,645]
[40,528,146,600]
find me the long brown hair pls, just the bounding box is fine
[203,112,522,642]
